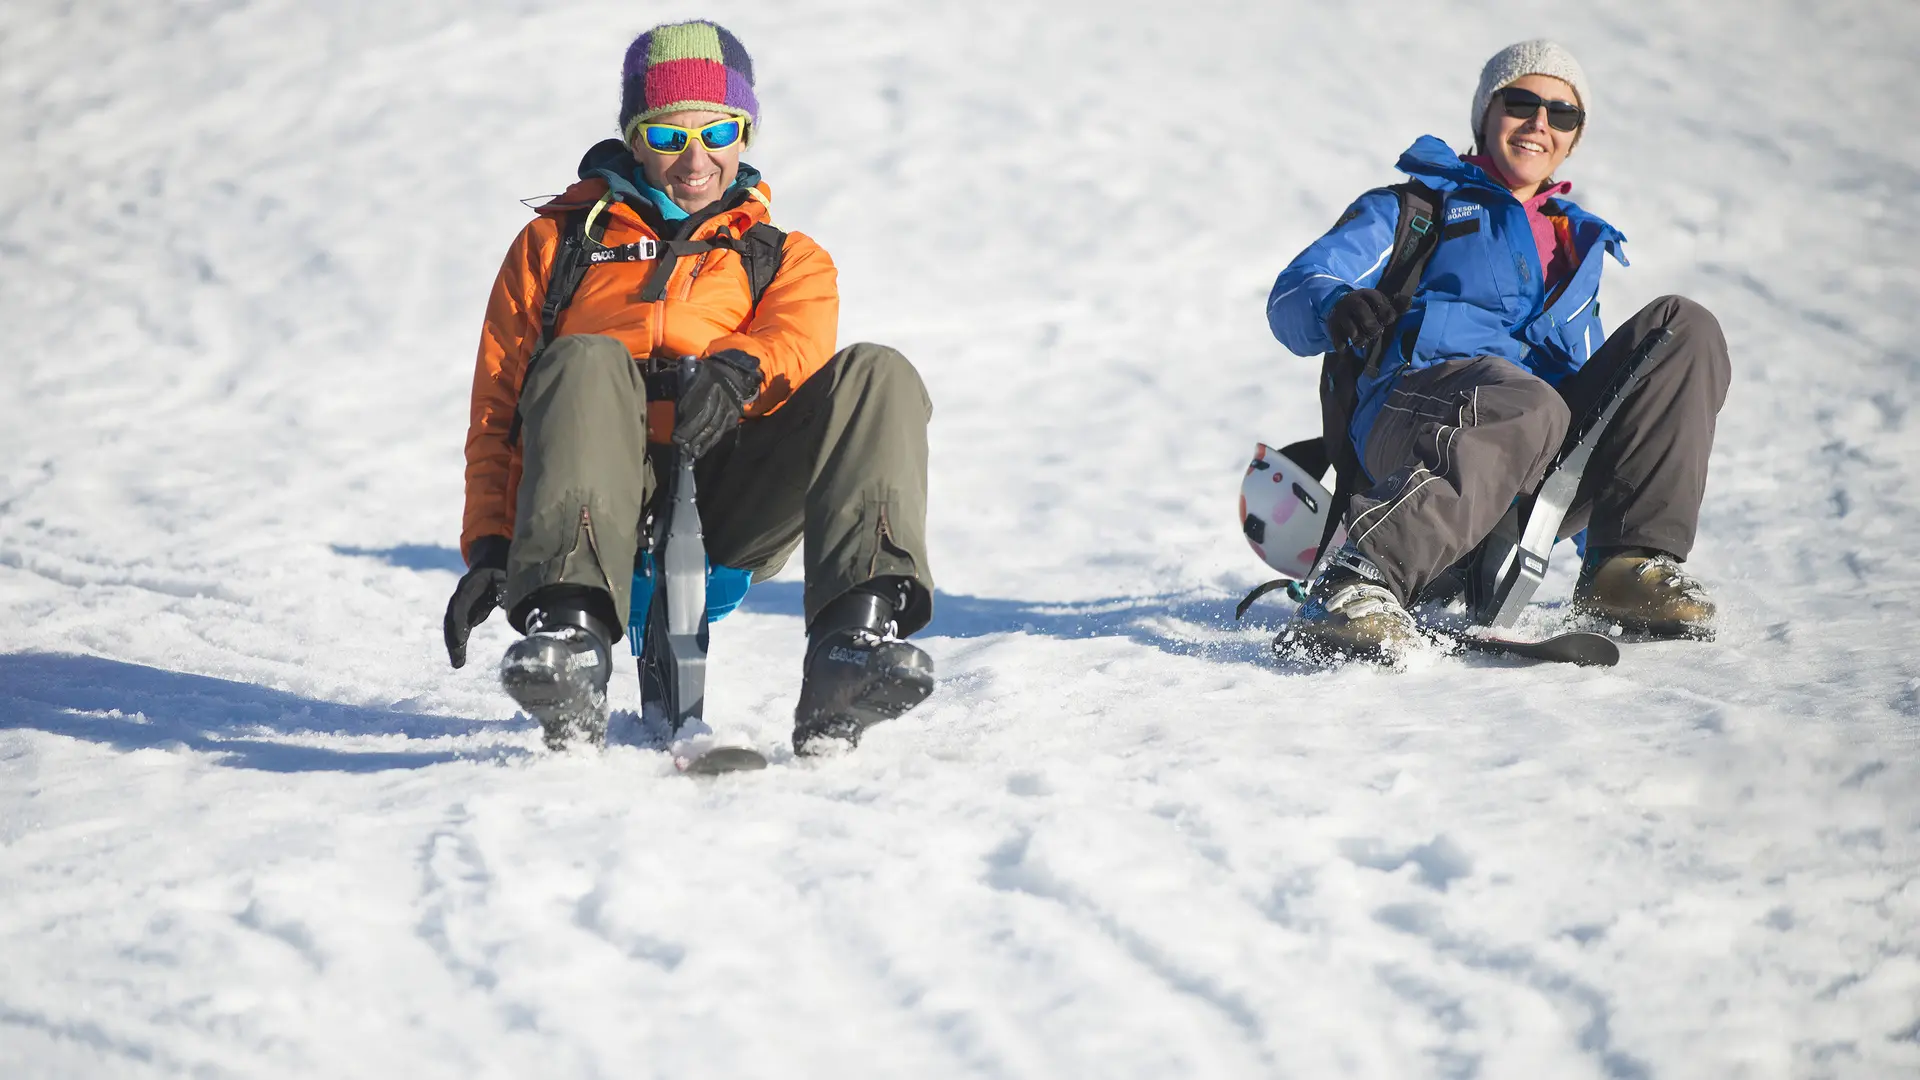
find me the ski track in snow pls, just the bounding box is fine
[2,1,1918,1077]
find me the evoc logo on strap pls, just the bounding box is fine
[587,239,658,263]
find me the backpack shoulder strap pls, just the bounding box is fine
[1362,180,1441,378]
[1301,180,1445,574]
[738,222,787,311]
[1382,180,1443,290]
[539,208,595,344]
[507,208,593,445]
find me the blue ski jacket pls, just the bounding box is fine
[1267,135,1628,470]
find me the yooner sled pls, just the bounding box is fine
[1236,327,1676,666]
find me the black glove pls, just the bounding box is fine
[443,536,510,669]
[1326,288,1402,352]
[673,349,762,458]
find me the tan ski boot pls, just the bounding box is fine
[1276,546,1423,664]
[1574,551,1716,640]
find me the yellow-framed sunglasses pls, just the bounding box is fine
[632,116,749,156]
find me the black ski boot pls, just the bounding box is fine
[793,582,936,756]
[501,591,616,750]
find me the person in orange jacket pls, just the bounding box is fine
[443,20,935,754]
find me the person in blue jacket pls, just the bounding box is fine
[1267,39,1730,660]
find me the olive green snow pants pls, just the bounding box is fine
[504,335,934,641]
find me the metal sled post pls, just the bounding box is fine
[640,356,709,732]
[1469,327,1675,628]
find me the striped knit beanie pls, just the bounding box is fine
[620,21,759,142]
[1471,39,1591,148]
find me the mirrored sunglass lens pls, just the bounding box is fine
[644,126,689,153]
[700,120,743,149]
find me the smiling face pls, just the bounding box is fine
[1478,73,1580,199]
[630,108,744,214]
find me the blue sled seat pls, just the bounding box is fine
[626,554,754,656]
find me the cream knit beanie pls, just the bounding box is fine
[1470,39,1590,148]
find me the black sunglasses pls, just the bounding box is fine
[1498,87,1584,132]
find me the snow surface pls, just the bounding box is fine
[3,0,1918,1076]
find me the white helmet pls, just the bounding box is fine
[1239,443,1345,579]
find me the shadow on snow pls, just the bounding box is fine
[0,652,526,773]
[327,545,1275,661]
[328,545,1271,662]
[331,543,465,573]
[739,581,1271,663]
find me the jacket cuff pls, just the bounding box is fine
[467,535,511,571]
[707,348,766,396]
[1316,284,1354,329]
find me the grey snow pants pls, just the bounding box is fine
[504,335,935,641]
[1346,295,1731,605]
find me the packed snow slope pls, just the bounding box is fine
[3,1,1918,1076]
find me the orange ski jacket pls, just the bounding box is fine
[462,151,838,561]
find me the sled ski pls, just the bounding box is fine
[1447,629,1620,667]
[677,745,769,775]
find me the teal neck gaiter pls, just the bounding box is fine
[634,171,690,222]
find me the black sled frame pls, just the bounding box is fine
[636,356,709,734]
[1439,326,1674,627]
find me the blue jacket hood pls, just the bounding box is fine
[1394,134,1495,194]
[1393,135,1627,259]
